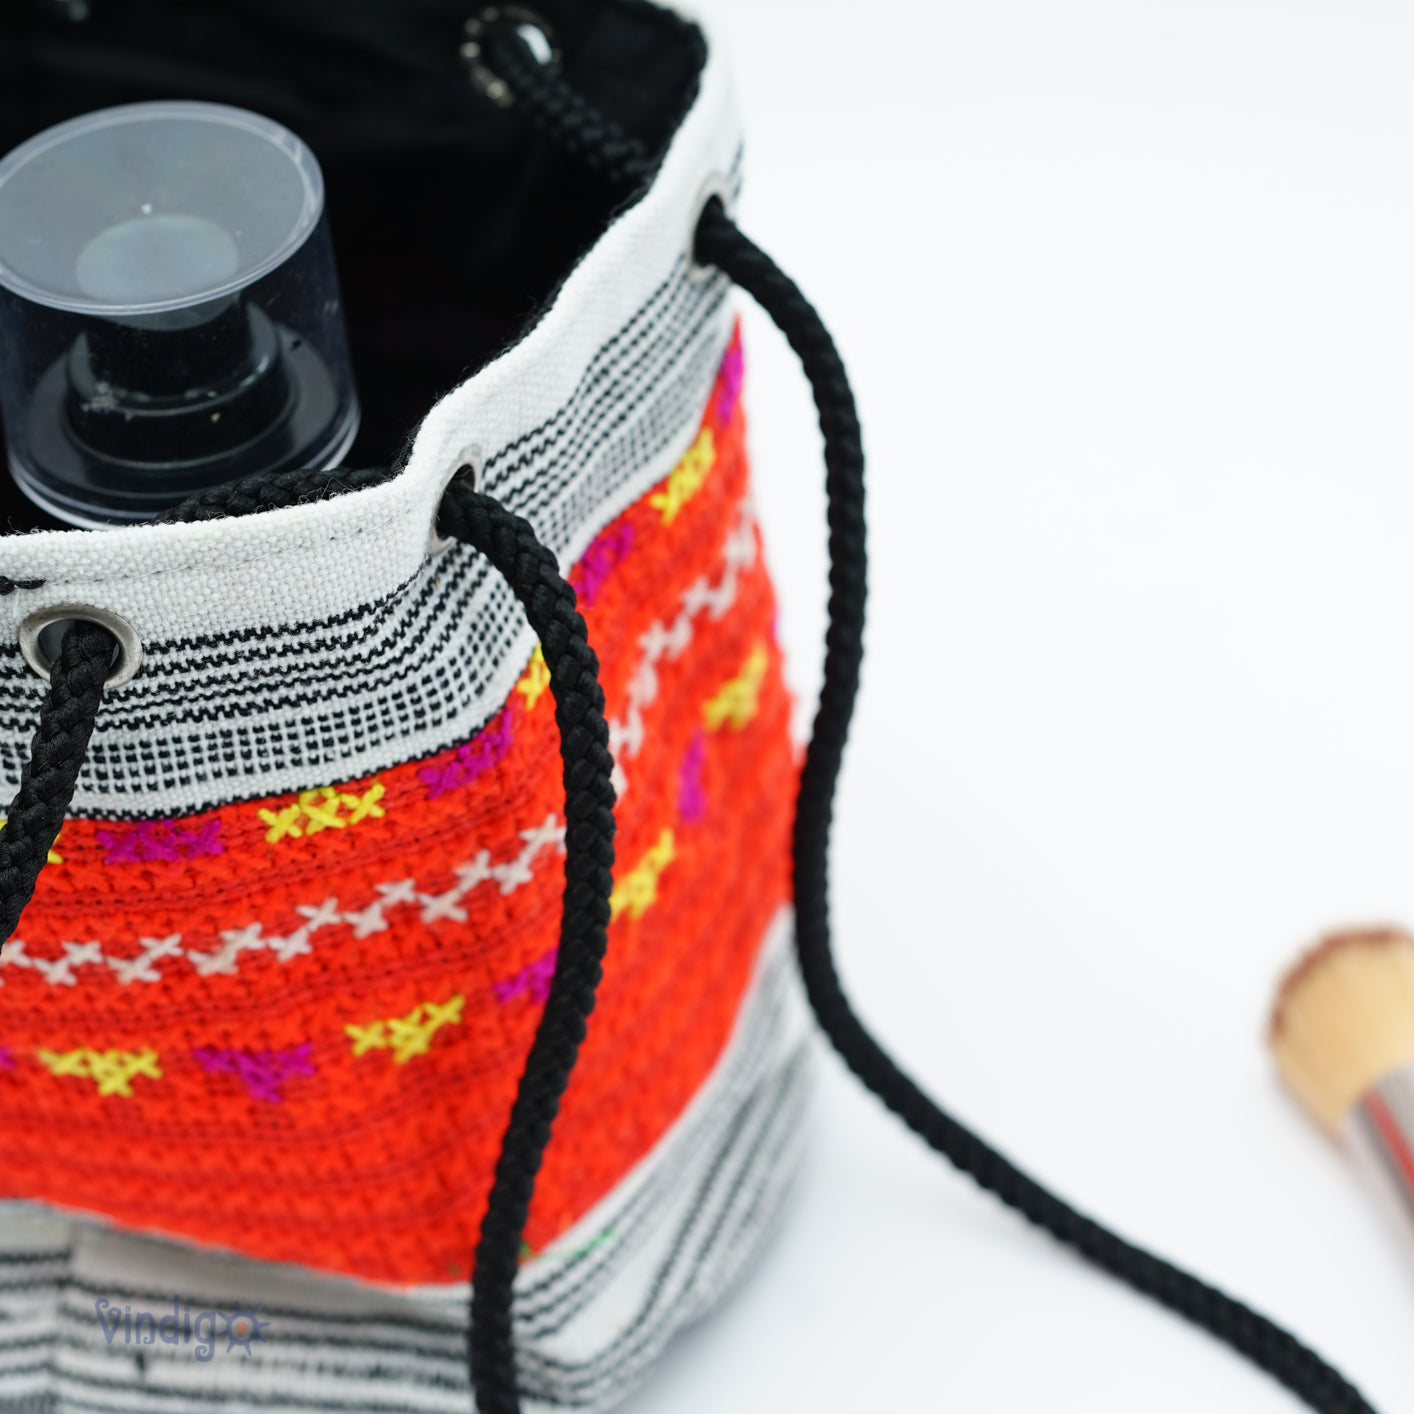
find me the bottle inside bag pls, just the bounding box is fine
[0,101,360,528]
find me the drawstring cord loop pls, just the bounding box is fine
[436,481,618,1413]
[0,478,621,1414]
[0,618,114,942]
[478,27,1380,1414]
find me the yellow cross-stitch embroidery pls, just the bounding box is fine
[517,645,551,712]
[648,427,715,524]
[258,781,386,844]
[346,994,465,1065]
[298,787,346,834]
[345,1020,388,1058]
[257,804,304,843]
[35,1047,162,1097]
[610,829,676,923]
[702,644,769,732]
[341,781,386,824]
[0,819,61,865]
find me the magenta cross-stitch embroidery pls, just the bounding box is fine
[191,1043,316,1103]
[493,948,558,1006]
[419,709,514,798]
[96,819,225,866]
[715,340,743,424]
[678,730,707,824]
[570,522,635,608]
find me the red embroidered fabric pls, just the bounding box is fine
[0,334,797,1287]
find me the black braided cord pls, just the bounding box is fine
[0,462,618,1414]
[0,620,115,943]
[154,464,397,523]
[158,465,619,1409]
[693,198,1375,1414]
[482,27,654,190]
[435,481,617,1414]
[474,19,1379,1410]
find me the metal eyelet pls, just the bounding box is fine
[686,173,736,284]
[18,605,143,689]
[461,6,562,108]
[429,448,483,557]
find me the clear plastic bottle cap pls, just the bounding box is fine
[0,101,359,527]
[0,102,322,316]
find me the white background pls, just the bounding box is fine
[621,2,1414,1410]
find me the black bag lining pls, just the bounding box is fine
[0,0,706,533]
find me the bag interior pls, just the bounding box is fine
[0,0,706,532]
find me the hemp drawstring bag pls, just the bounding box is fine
[0,3,1378,1412]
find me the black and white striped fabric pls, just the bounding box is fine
[0,916,808,1414]
[0,41,743,820]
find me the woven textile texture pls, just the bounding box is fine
[0,917,810,1413]
[0,332,797,1294]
